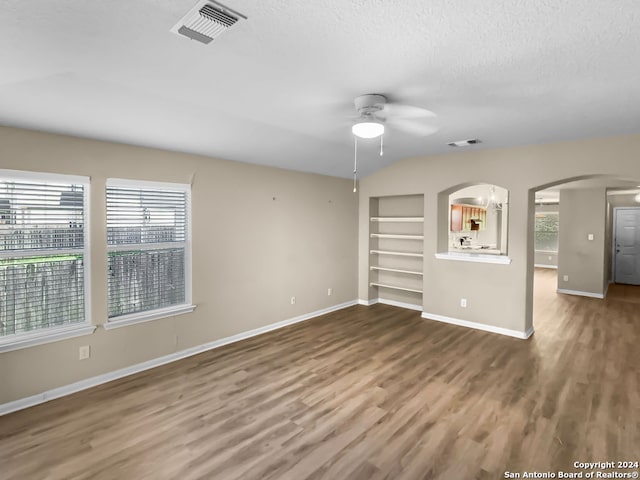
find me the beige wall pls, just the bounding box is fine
[534,250,558,268]
[358,133,640,335]
[557,188,606,295]
[608,193,640,208]
[0,126,358,404]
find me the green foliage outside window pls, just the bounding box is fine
[535,212,559,252]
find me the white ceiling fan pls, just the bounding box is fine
[351,94,438,139]
[349,94,438,192]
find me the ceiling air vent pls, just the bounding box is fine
[170,0,246,45]
[447,139,481,147]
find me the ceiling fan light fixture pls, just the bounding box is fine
[352,121,385,139]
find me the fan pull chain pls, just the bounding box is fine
[353,136,358,193]
[380,134,384,156]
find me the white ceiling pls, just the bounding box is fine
[1,0,639,178]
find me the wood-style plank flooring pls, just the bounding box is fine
[1,269,639,479]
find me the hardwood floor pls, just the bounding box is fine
[1,270,639,479]
[606,281,640,304]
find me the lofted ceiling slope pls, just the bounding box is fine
[0,0,639,178]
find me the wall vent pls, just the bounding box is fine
[170,1,246,45]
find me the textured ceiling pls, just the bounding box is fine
[0,0,639,178]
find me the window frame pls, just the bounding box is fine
[0,169,94,353]
[104,178,194,330]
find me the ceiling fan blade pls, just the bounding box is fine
[387,117,439,136]
[383,103,437,119]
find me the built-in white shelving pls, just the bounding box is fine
[370,233,424,240]
[368,195,425,306]
[369,282,423,294]
[370,266,423,275]
[370,250,423,257]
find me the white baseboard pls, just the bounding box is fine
[0,300,358,417]
[358,298,379,306]
[534,264,558,269]
[421,312,533,339]
[556,288,604,299]
[377,298,422,311]
[358,298,422,311]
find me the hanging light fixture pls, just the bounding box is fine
[485,186,504,211]
[351,120,385,193]
[352,120,385,139]
[350,95,386,192]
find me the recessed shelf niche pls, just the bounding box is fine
[369,194,424,309]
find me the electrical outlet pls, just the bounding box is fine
[79,345,90,360]
[327,288,332,296]
[290,296,296,305]
[563,275,569,282]
[588,233,594,241]
[548,255,553,261]
[460,298,467,308]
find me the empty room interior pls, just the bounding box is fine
[1,2,639,479]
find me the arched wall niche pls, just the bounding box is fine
[437,182,509,257]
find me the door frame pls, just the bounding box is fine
[611,206,640,283]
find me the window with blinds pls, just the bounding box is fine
[0,171,89,339]
[106,180,191,320]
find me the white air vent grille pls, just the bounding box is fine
[171,1,246,45]
[200,5,237,27]
[447,138,481,147]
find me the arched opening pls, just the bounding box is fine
[437,182,509,259]
[527,174,640,335]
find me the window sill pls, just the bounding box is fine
[434,252,512,264]
[103,304,197,330]
[0,324,96,353]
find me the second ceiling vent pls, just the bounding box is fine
[171,0,246,45]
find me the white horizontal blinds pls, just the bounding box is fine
[106,188,186,246]
[106,182,188,318]
[0,182,84,251]
[0,175,87,337]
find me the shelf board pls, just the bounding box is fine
[434,252,512,265]
[370,250,423,258]
[369,250,424,258]
[370,217,424,223]
[370,233,424,240]
[370,282,423,294]
[370,266,423,275]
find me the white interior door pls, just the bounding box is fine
[615,208,640,285]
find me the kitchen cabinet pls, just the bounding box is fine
[450,205,486,232]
